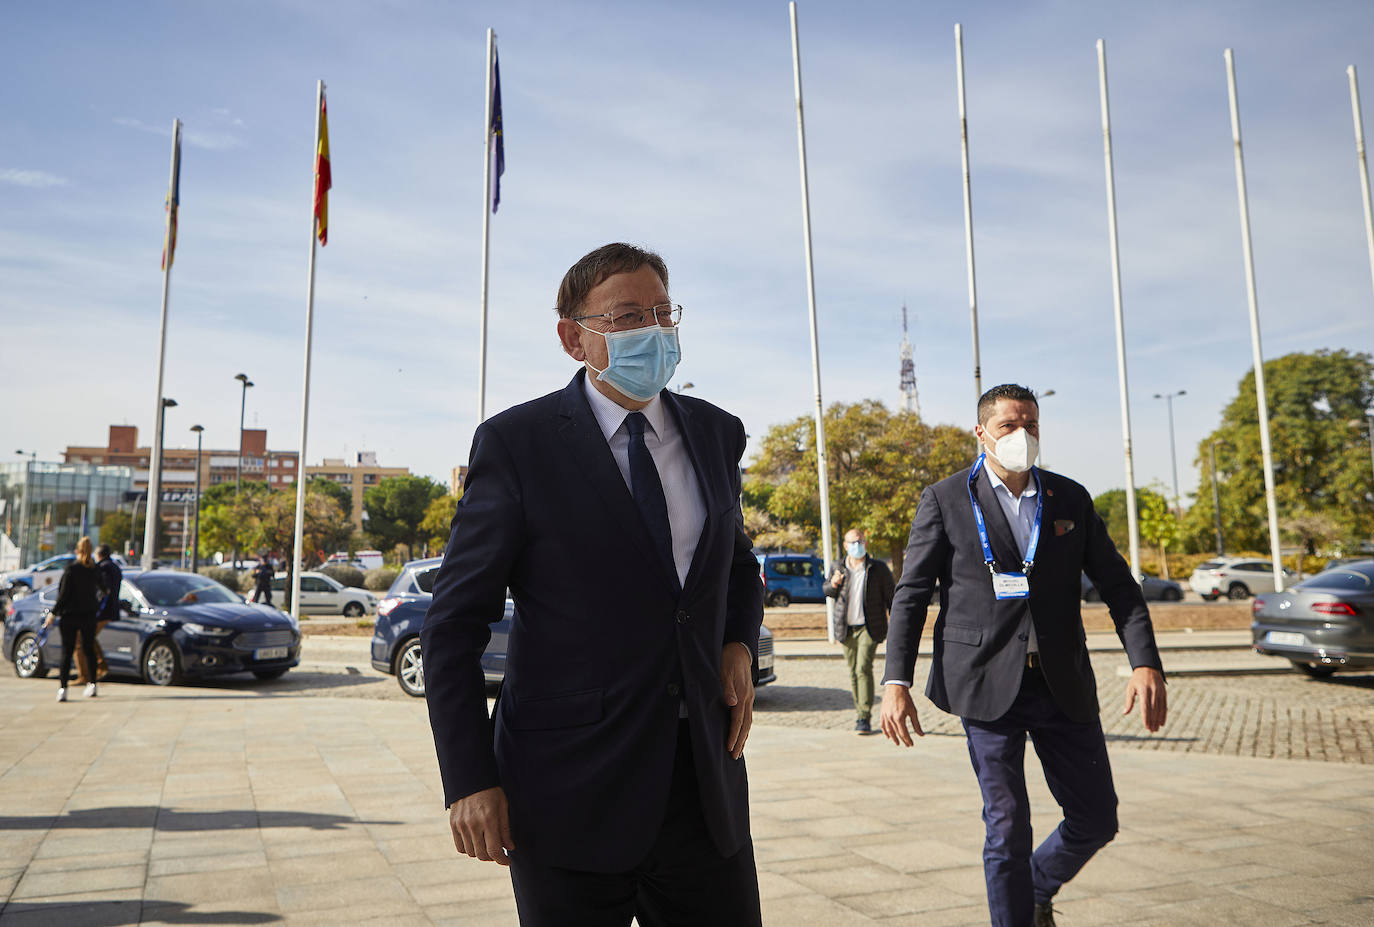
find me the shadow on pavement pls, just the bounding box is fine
[0,806,397,831]
[0,900,279,925]
[1105,732,1199,743]
[1318,673,1374,690]
[754,685,853,711]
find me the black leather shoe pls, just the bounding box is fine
[1033,902,1057,927]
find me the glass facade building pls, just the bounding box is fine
[0,461,134,570]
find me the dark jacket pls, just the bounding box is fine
[253,561,274,588]
[55,560,105,619]
[96,558,123,621]
[884,464,1163,724]
[421,370,764,873]
[824,554,895,643]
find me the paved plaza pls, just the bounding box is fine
[1,644,1372,926]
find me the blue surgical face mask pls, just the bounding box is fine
[584,324,681,402]
[846,541,866,559]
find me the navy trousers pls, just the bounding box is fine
[962,666,1119,927]
[508,721,761,927]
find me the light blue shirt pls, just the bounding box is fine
[984,465,1039,654]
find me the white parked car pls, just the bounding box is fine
[1189,557,1295,601]
[269,571,377,617]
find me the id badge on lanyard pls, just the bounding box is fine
[968,456,1042,601]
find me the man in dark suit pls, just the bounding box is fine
[421,243,764,926]
[880,384,1166,927]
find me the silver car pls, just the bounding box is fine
[1252,561,1374,677]
[1189,557,1294,601]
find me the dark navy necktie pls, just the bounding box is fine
[625,412,678,592]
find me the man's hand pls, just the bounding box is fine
[881,683,924,746]
[830,569,845,589]
[1123,666,1167,732]
[448,786,514,866]
[721,642,754,759]
[42,614,55,629]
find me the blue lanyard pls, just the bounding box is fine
[968,455,1043,575]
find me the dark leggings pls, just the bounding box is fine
[59,613,99,688]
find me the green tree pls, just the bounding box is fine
[1184,349,1374,553]
[419,494,460,555]
[365,475,447,560]
[96,508,168,558]
[1135,487,1180,578]
[306,476,352,514]
[748,401,972,572]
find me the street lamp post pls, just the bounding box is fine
[1209,439,1225,556]
[129,492,144,560]
[1153,389,1187,513]
[675,382,695,394]
[190,424,204,573]
[233,373,253,570]
[13,449,36,567]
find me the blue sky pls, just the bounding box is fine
[4,0,1373,504]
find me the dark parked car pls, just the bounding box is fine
[371,558,776,696]
[1081,572,1184,602]
[4,570,300,686]
[757,552,825,607]
[1251,561,1374,678]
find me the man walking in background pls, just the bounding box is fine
[825,528,894,735]
[881,384,1166,927]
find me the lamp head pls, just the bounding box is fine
[190,424,204,433]
[162,398,178,408]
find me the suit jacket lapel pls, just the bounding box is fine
[662,391,718,597]
[975,466,1025,572]
[555,372,676,592]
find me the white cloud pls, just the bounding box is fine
[114,116,245,151]
[0,168,69,188]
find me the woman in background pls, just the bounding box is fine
[44,536,105,702]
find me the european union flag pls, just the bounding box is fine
[490,49,504,213]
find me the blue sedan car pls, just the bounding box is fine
[372,558,778,697]
[4,570,300,686]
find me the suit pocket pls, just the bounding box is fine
[507,687,603,731]
[942,624,982,646]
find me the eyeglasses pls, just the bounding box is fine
[569,303,684,331]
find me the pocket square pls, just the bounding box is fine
[1054,519,1075,536]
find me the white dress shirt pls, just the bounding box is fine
[583,378,706,587]
[984,465,1040,654]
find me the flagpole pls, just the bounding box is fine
[955,24,983,403]
[143,118,180,570]
[477,28,495,424]
[1225,49,1284,593]
[788,2,836,643]
[1349,66,1374,300]
[1096,40,1143,581]
[291,80,325,622]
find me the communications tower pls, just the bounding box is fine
[899,305,919,416]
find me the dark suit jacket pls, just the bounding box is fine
[884,464,1162,724]
[421,370,764,873]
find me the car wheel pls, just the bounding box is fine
[343,602,366,618]
[1161,587,1183,602]
[394,637,425,697]
[142,638,183,687]
[1292,661,1337,679]
[252,668,289,681]
[767,590,791,608]
[12,631,48,678]
[1201,593,1218,602]
[1226,583,1250,600]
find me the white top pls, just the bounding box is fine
[984,466,1039,654]
[583,378,706,588]
[845,560,868,627]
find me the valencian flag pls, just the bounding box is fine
[161,123,182,269]
[490,47,504,213]
[314,90,331,245]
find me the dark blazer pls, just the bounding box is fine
[55,561,105,619]
[884,464,1162,724]
[824,554,895,643]
[421,370,764,873]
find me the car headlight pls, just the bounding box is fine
[181,622,233,637]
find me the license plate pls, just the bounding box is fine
[1266,631,1306,647]
[255,646,288,660]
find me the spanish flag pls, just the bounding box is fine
[314,90,331,246]
[161,122,182,269]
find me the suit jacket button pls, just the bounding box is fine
[667,682,681,697]
[1017,633,1028,641]
[676,610,688,624]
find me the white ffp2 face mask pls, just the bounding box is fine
[985,428,1038,473]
